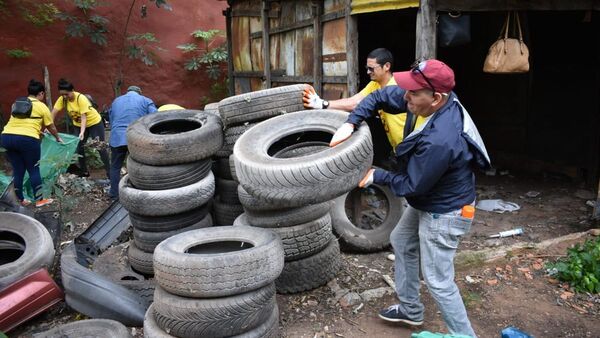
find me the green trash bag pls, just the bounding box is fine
[412,332,472,338]
[21,133,80,200]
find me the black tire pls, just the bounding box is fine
[153,226,284,298]
[331,184,405,252]
[275,239,341,294]
[216,177,240,204]
[212,157,233,179]
[120,280,155,308]
[127,157,212,191]
[244,202,331,228]
[119,172,215,216]
[232,304,280,338]
[238,213,333,262]
[233,110,373,207]
[215,122,257,158]
[153,284,276,338]
[144,304,175,338]
[203,102,220,117]
[213,197,244,226]
[32,319,132,338]
[272,141,329,158]
[218,84,306,127]
[128,241,154,275]
[129,204,211,232]
[238,185,291,211]
[0,212,54,288]
[134,216,213,252]
[127,110,223,165]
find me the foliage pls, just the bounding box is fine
[55,0,109,46]
[177,29,227,80]
[0,1,58,26]
[126,32,163,66]
[6,49,32,59]
[546,237,600,294]
[84,137,108,170]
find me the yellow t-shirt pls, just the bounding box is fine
[53,91,102,127]
[158,104,185,112]
[2,97,54,139]
[359,78,425,148]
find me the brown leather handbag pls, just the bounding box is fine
[483,12,530,74]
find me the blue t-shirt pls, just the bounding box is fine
[109,91,157,147]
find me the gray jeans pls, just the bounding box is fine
[390,205,477,337]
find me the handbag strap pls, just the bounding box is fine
[514,12,524,42]
[499,13,510,40]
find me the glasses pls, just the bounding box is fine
[411,60,437,93]
[365,64,381,73]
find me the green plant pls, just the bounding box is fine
[546,237,600,293]
[126,32,163,66]
[6,48,32,58]
[178,29,227,80]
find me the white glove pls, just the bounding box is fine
[303,86,325,109]
[359,168,375,188]
[329,123,355,147]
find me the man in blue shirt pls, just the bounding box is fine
[108,85,157,199]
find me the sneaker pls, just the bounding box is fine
[35,198,54,208]
[20,199,32,207]
[378,304,423,325]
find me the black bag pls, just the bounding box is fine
[11,97,33,119]
[438,12,471,47]
[83,94,99,110]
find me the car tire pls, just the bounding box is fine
[128,241,154,275]
[133,216,213,252]
[243,202,331,228]
[129,204,211,232]
[127,157,212,191]
[32,319,132,338]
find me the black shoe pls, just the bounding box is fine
[378,304,423,325]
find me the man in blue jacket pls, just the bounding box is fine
[331,59,490,337]
[108,86,157,199]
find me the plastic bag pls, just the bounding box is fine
[475,199,521,213]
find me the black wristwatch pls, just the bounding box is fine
[323,100,330,109]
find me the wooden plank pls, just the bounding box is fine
[313,1,323,94]
[323,83,348,100]
[279,1,296,77]
[224,8,235,95]
[249,9,344,39]
[272,75,347,83]
[262,0,271,88]
[323,18,347,77]
[232,69,285,78]
[232,16,252,72]
[437,0,600,11]
[231,8,279,18]
[324,0,347,14]
[416,0,437,60]
[345,1,359,95]
[250,16,264,74]
[323,53,346,62]
[295,1,313,76]
[594,179,600,219]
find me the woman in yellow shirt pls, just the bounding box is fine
[51,78,109,178]
[1,80,62,207]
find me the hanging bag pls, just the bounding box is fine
[483,12,529,74]
[438,11,471,47]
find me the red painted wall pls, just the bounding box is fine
[0,1,227,121]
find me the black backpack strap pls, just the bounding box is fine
[403,111,418,140]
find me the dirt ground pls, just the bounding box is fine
[9,169,600,338]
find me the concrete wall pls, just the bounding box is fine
[0,1,227,119]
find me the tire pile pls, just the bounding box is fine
[144,226,284,338]
[231,109,374,293]
[211,85,307,226]
[119,110,222,276]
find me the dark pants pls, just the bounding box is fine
[74,122,110,177]
[1,134,43,201]
[109,146,128,199]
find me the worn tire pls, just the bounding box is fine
[144,304,175,338]
[153,284,276,338]
[213,197,244,226]
[275,239,341,294]
[128,241,155,275]
[119,172,215,216]
[238,185,291,211]
[215,122,258,158]
[0,212,54,288]
[218,84,306,127]
[154,226,284,298]
[129,204,211,232]
[332,184,405,252]
[212,157,233,179]
[244,202,331,228]
[134,215,213,252]
[232,304,280,338]
[127,110,223,165]
[233,110,373,207]
[32,319,132,338]
[216,177,240,204]
[237,213,332,262]
[203,102,220,117]
[127,157,212,190]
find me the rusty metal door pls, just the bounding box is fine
[225,0,357,99]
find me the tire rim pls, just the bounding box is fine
[149,118,203,135]
[344,185,390,231]
[0,232,26,265]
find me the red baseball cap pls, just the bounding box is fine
[393,59,455,93]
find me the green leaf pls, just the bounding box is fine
[89,30,107,46]
[74,0,98,10]
[176,43,198,53]
[89,14,108,26]
[128,32,159,42]
[149,0,172,10]
[184,57,202,71]
[6,49,32,59]
[206,64,221,80]
[191,29,221,41]
[65,21,89,37]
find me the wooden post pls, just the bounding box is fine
[43,66,52,107]
[312,1,323,95]
[416,0,437,60]
[346,0,359,96]
[224,7,235,96]
[594,178,600,219]
[262,0,272,89]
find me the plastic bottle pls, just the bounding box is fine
[489,228,524,238]
[461,205,475,219]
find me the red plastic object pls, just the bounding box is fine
[0,268,64,333]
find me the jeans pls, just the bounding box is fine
[1,134,42,201]
[390,205,477,337]
[74,122,109,177]
[109,146,128,198]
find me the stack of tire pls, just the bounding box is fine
[211,85,308,226]
[143,226,284,337]
[119,110,222,275]
[232,109,374,294]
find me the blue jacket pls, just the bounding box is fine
[347,86,491,213]
[109,91,157,147]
